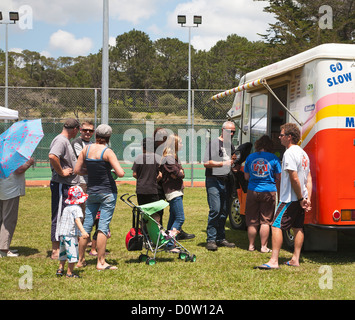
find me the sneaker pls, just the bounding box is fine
[217,240,236,248]
[177,230,195,241]
[0,250,19,257]
[206,241,218,251]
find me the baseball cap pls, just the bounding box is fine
[63,118,80,129]
[96,124,112,137]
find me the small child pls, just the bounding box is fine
[56,185,89,278]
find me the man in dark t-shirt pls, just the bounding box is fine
[132,138,161,206]
[203,121,237,251]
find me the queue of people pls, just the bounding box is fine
[0,118,311,276]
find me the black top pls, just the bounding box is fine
[85,146,117,194]
[131,153,161,195]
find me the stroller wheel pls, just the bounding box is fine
[179,252,187,260]
[139,254,148,263]
[146,257,156,266]
[186,254,196,262]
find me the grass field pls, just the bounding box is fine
[1,184,354,302]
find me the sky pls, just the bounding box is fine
[0,0,275,59]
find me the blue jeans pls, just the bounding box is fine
[167,196,185,231]
[83,193,117,236]
[206,177,230,242]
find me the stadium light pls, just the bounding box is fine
[9,12,19,22]
[177,15,202,187]
[0,11,20,109]
[177,14,202,125]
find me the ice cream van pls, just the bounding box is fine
[212,43,355,251]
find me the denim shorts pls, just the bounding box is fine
[83,193,117,236]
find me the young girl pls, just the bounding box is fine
[56,186,89,278]
[160,134,187,252]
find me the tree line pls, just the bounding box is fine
[0,0,353,91]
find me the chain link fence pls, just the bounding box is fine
[0,87,239,183]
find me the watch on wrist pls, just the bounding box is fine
[298,197,304,202]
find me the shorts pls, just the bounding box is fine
[245,190,276,227]
[59,235,79,263]
[83,193,117,236]
[272,202,305,230]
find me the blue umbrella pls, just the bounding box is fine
[0,119,44,179]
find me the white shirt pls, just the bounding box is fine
[280,145,310,203]
[57,204,83,237]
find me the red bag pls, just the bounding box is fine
[125,227,143,251]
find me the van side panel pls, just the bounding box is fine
[301,61,355,226]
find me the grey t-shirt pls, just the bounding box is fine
[49,134,80,185]
[204,137,235,177]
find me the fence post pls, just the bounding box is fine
[191,90,194,187]
[94,88,98,128]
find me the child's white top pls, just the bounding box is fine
[58,204,83,237]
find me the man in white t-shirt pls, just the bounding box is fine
[255,123,312,269]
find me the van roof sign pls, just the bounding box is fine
[211,43,355,101]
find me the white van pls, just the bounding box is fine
[213,43,355,251]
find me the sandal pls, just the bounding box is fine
[96,265,118,271]
[66,273,80,278]
[56,268,64,277]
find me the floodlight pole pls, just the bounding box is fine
[5,23,8,109]
[178,16,201,125]
[101,0,109,125]
[0,12,19,109]
[177,15,202,187]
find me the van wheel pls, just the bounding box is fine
[283,229,295,250]
[229,196,246,230]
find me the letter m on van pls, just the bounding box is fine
[346,117,355,127]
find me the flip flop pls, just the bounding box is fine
[254,264,280,270]
[97,265,117,271]
[284,261,299,267]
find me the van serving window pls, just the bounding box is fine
[211,79,302,126]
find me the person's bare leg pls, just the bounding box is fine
[285,228,303,266]
[247,226,257,251]
[76,236,89,268]
[260,224,271,253]
[51,241,59,260]
[263,227,282,268]
[96,231,117,270]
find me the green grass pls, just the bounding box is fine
[1,184,354,300]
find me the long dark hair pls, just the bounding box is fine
[254,135,273,153]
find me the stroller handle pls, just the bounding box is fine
[120,193,135,208]
[127,194,137,206]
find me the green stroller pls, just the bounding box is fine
[121,193,196,265]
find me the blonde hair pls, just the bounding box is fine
[163,134,181,159]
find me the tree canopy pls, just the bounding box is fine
[0,1,353,90]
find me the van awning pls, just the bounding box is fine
[212,79,302,126]
[211,79,264,101]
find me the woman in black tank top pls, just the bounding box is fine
[74,124,125,271]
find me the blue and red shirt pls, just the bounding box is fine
[244,151,281,192]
